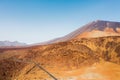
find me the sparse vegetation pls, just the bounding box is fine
[0,36,120,80]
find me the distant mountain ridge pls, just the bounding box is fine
[0,41,27,47]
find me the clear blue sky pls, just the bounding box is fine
[0,0,120,44]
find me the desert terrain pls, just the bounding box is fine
[0,20,120,80]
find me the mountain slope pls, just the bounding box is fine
[60,20,120,40]
[38,20,120,45]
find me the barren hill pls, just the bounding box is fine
[0,36,120,80]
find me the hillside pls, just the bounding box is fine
[0,36,120,80]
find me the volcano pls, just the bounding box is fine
[39,20,120,45]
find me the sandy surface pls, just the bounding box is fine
[15,61,120,80]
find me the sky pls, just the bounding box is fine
[0,0,120,44]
